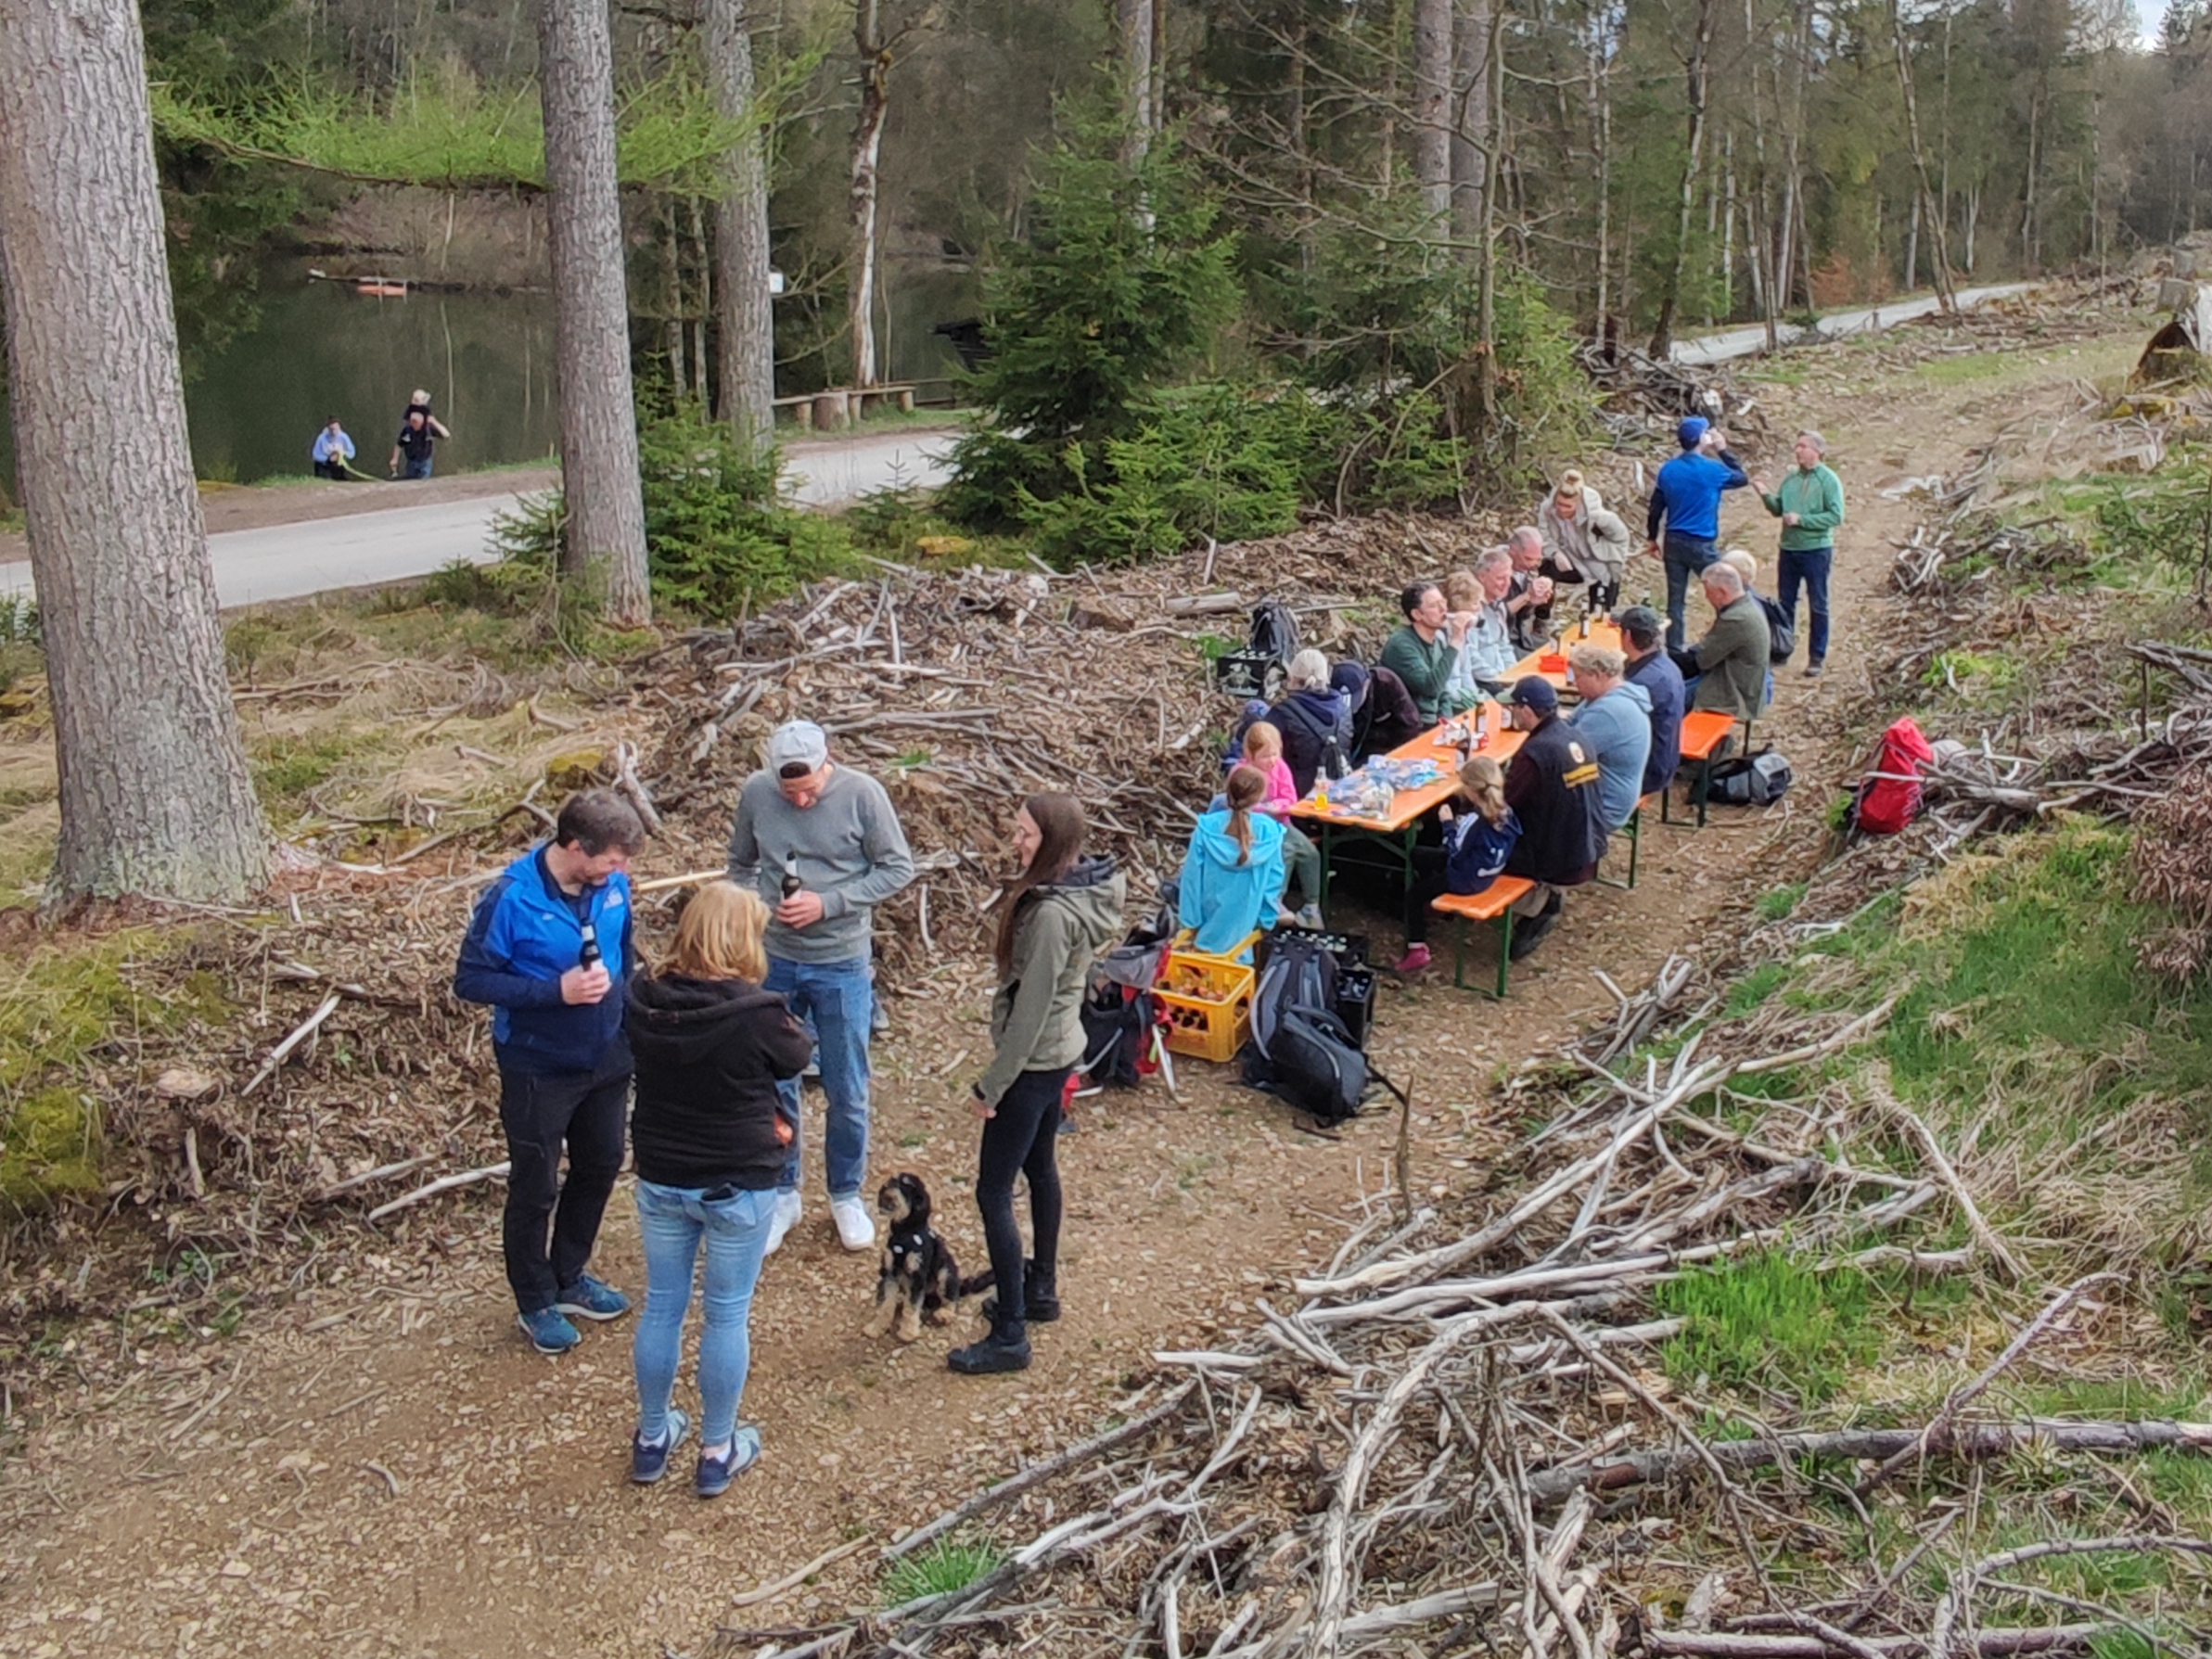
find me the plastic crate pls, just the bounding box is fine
[1157,951,1254,1063]
[1256,925,1370,969]
[1335,967,1377,1050]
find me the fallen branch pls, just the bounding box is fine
[366,1160,512,1222]
[240,993,343,1097]
[729,1537,872,1609]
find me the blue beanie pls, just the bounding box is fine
[1330,661,1371,711]
[1676,415,1709,449]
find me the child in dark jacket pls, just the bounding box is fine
[1394,756,1523,972]
[623,881,812,1498]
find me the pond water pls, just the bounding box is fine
[0,256,976,490]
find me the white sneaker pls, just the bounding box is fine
[763,1191,801,1256]
[830,1196,876,1252]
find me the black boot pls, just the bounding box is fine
[1509,894,1561,962]
[949,1317,1031,1374]
[980,1261,1059,1325]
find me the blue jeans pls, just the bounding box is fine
[765,954,872,1200]
[633,1180,772,1448]
[1776,546,1832,662]
[403,454,433,479]
[1662,532,1719,652]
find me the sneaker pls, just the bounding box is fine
[630,1408,690,1485]
[1295,904,1324,930]
[1390,943,1432,976]
[695,1425,762,1499]
[764,1191,801,1257]
[554,1273,631,1322]
[517,1306,581,1355]
[1804,660,1824,679]
[830,1195,876,1252]
[948,1329,1032,1374]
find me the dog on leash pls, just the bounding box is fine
[863,1172,991,1343]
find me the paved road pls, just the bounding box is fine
[0,288,2037,610]
[0,427,964,611]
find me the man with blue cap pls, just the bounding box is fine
[1643,415,1749,652]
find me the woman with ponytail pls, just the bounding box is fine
[953,794,1125,1375]
[1176,764,1286,957]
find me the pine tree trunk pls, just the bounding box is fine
[1450,0,1491,249]
[1649,0,1715,356]
[1117,0,1154,159]
[0,0,269,902]
[848,0,889,390]
[537,0,650,624]
[704,0,776,453]
[1412,0,1452,222]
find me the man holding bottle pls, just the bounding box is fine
[454,790,646,1354]
[726,720,916,1257]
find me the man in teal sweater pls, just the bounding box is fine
[1755,429,1845,679]
[1379,581,1478,725]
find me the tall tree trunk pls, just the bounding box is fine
[663,203,689,398]
[1116,0,1154,160]
[689,197,710,412]
[848,0,889,389]
[1649,0,1716,356]
[1591,15,1614,338]
[0,0,268,901]
[1887,0,1955,311]
[1450,0,1492,249]
[537,0,650,623]
[704,0,776,452]
[1412,0,1453,222]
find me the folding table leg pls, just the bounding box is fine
[1452,918,1466,989]
[1495,910,1514,999]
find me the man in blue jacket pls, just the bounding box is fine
[1644,415,1749,650]
[1617,606,1686,797]
[454,790,647,1355]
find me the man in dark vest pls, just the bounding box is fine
[1500,678,1606,961]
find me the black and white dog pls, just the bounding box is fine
[863,1172,991,1343]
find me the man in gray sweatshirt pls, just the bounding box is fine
[727,720,916,1254]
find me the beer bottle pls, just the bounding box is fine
[578,919,603,970]
[781,852,803,900]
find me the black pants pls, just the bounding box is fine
[1404,846,1451,945]
[499,1058,630,1314]
[974,1067,1068,1330]
[314,459,351,480]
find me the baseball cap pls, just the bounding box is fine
[766,719,828,774]
[1507,677,1559,713]
[1330,661,1372,711]
[1676,415,1709,449]
[1615,604,1663,640]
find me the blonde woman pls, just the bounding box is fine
[623,882,812,1497]
[1538,468,1633,613]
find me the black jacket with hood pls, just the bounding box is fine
[626,974,814,1190]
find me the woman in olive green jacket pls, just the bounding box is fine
[952,793,1126,1375]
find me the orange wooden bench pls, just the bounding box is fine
[1668,710,1740,828]
[1431,875,1538,999]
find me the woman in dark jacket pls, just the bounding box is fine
[1269,648,1350,797]
[952,794,1126,1376]
[624,881,812,1498]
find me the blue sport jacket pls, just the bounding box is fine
[453,847,633,1075]
[1645,448,1748,543]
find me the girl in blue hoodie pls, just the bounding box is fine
[1178,766,1285,956]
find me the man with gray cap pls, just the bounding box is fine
[727,720,916,1254]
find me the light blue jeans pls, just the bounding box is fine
[765,954,872,1199]
[632,1180,772,1448]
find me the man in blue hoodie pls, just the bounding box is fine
[1644,415,1749,650]
[454,790,646,1355]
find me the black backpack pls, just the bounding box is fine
[1756,591,1795,665]
[1273,692,1350,782]
[1707,747,1794,805]
[1244,935,1402,1125]
[1248,598,1300,666]
[1076,898,1176,1088]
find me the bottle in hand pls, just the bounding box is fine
[578,920,603,970]
[781,853,803,900]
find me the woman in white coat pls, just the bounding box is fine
[1538,470,1633,615]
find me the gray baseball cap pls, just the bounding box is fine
[766,719,828,772]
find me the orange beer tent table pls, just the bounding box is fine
[1286,621,1617,904]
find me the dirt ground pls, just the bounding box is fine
[0,316,2155,1658]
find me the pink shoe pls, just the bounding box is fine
[1391,944,1432,975]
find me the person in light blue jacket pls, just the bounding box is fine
[1566,643,1655,834]
[1177,765,1285,956]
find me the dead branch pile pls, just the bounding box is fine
[1576,342,1774,452]
[711,989,2211,1659]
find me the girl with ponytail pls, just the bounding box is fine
[1176,764,1286,957]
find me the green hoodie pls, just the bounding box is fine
[1759,463,1845,552]
[978,856,1127,1107]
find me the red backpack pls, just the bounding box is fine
[1854,718,1933,836]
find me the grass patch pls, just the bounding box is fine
[1656,1249,1875,1405]
[1915,351,2012,387]
[1721,961,1790,1019]
[1755,883,1806,922]
[249,733,361,809]
[882,1540,1003,1608]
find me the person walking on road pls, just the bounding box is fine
[953,794,1125,1375]
[1755,429,1846,679]
[453,790,646,1355]
[311,416,357,480]
[1643,416,1749,651]
[725,720,916,1257]
[624,881,813,1496]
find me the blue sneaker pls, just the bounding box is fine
[517,1306,581,1354]
[554,1273,631,1322]
[631,1408,690,1485]
[695,1425,761,1499]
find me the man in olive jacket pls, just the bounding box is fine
[1671,563,1771,723]
[1755,428,1846,678]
